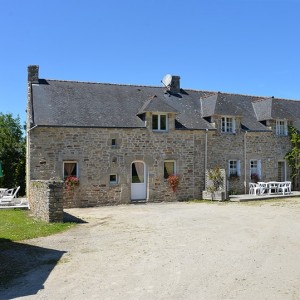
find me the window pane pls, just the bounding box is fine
[64,162,77,178]
[250,160,258,174]
[227,118,233,132]
[229,160,237,175]
[152,115,158,130]
[132,162,144,183]
[276,120,287,135]
[221,118,225,132]
[110,174,117,183]
[160,115,167,130]
[164,162,174,179]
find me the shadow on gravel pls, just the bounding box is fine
[63,211,88,223]
[0,213,86,299]
[0,238,66,299]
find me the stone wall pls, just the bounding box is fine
[27,121,293,207]
[28,123,207,207]
[29,180,64,222]
[206,131,291,194]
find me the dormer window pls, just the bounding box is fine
[276,120,288,136]
[221,117,236,133]
[152,114,168,131]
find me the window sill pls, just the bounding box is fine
[220,132,236,135]
[152,130,168,133]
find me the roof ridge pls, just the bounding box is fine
[44,79,299,102]
[44,78,163,88]
[43,79,216,94]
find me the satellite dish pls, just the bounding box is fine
[162,74,172,87]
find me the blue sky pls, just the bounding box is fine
[1,0,299,124]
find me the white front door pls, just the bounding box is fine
[131,161,147,200]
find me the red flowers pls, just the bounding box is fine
[64,176,79,191]
[167,175,179,192]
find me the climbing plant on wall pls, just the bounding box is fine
[285,126,300,190]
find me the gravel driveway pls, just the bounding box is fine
[1,199,300,300]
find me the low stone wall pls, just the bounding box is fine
[29,180,64,222]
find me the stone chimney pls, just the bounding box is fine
[170,76,180,94]
[28,65,39,83]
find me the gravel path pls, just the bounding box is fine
[1,199,300,300]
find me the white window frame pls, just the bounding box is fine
[63,161,78,179]
[250,159,261,179]
[164,160,176,179]
[152,113,168,132]
[228,160,240,177]
[109,174,118,184]
[276,120,288,136]
[221,117,236,133]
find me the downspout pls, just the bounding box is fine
[205,129,208,189]
[244,131,247,194]
[193,131,195,199]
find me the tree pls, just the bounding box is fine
[0,113,26,196]
[285,126,300,190]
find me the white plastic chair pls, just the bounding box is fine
[285,181,292,194]
[258,182,267,194]
[267,182,279,194]
[249,183,261,195]
[278,182,291,195]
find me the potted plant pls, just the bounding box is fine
[203,167,226,201]
[229,173,239,181]
[250,173,260,183]
[64,176,79,191]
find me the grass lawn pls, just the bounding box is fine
[0,209,76,242]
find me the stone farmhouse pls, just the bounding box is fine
[27,65,300,209]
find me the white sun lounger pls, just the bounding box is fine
[0,186,23,204]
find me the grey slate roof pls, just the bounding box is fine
[253,97,295,121]
[31,79,214,130]
[200,92,300,131]
[137,95,179,114]
[201,92,269,131]
[30,78,300,131]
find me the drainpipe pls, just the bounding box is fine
[205,129,208,189]
[244,131,247,194]
[193,131,195,199]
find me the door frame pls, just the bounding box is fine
[130,160,147,201]
[278,160,287,181]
